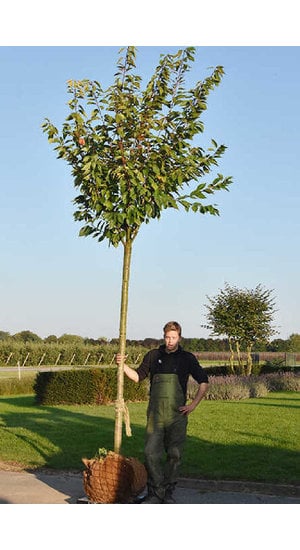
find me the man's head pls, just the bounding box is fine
[163,321,182,352]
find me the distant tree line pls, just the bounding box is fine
[0,329,299,352]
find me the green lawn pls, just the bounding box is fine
[0,392,299,484]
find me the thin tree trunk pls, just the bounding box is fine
[114,235,133,454]
[228,338,235,374]
[245,345,253,376]
[235,340,244,374]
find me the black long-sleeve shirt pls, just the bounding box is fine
[136,345,208,399]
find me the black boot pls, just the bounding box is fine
[141,485,164,504]
[163,484,176,504]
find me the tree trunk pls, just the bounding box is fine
[114,235,133,454]
[245,345,253,376]
[235,340,245,375]
[228,338,235,374]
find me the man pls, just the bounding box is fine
[116,321,208,504]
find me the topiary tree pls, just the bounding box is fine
[204,283,278,375]
[42,46,232,453]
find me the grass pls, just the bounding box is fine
[0,370,38,379]
[0,391,299,485]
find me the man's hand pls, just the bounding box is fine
[179,403,196,416]
[115,353,127,365]
[116,354,139,383]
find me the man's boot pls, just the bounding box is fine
[141,485,164,504]
[163,484,176,504]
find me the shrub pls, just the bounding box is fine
[246,378,269,398]
[260,358,286,373]
[205,376,250,400]
[203,366,229,377]
[34,367,149,405]
[188,375,250,401]
[263,372,300,392]
[188,370,300,401]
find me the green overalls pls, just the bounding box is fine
[144,373,188,500]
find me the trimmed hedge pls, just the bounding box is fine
[34,367,149,405]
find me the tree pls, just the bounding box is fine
[266,338,288,352]
[0,331,10,341]
[44,335,58,344]
[57,334,84,345]
[287,334,300,352]
[204,283,278,375]
[42,47,232,453]
[13,330,42,343]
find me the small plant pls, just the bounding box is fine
[94,447,108,460]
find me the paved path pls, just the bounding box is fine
[0,469,299,504]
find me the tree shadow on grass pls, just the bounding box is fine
[184,435,300,487]
[0,395,147,503]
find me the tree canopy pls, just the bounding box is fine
[287,334,300,352]
[43,47,232,247]
[204,283,278,374]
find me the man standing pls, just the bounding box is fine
[116,321,208,504]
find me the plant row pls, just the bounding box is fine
[188,372,300,401]
[0,342,145,367]
[1,340,299,369]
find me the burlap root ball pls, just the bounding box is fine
[82,451,147,504]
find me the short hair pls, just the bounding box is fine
[163,321,182,337]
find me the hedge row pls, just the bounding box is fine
[34,369,300,405]
[34,367,149,405]
[1,369,299,403]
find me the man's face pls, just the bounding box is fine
[164,330,181,352]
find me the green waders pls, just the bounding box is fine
[144,373,188,501]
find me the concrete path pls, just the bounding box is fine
[0,469,299,504]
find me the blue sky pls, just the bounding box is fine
[0,45,299,341]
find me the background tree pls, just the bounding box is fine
[44,335,58,344]
[287,334,300,352]
[0,331,10,341]
[12,330,42,343]
[204,283,278,374]
[43,46,232,453]
[266,338,289,352]
[57,334,84,345]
